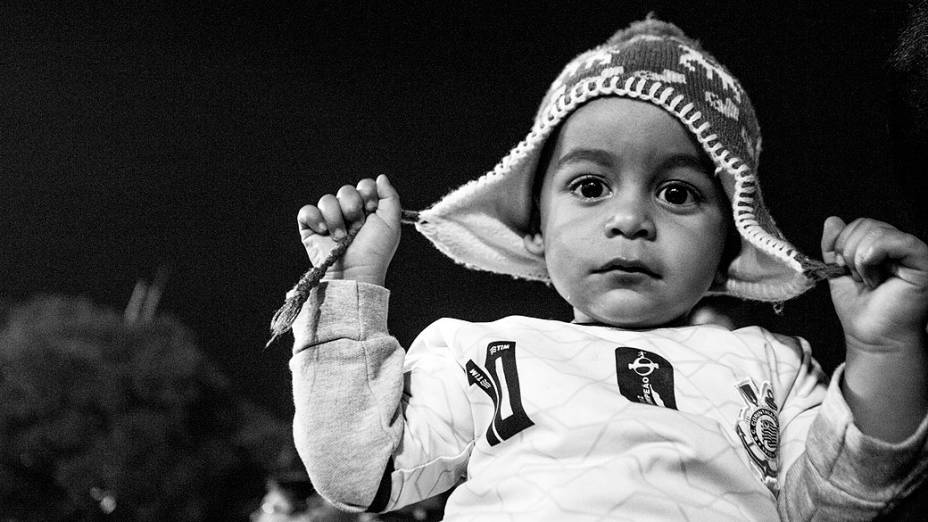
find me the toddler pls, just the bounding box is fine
[287,18,928,520]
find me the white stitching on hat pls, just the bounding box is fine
[658,87,674,104]
[468,71,807,296]
[678,102,694,118]
[685,110,701,125]
[647,82,662,98]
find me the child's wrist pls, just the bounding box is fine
[842,338,928,441]
[322,267,387,287]
[843,330,927,357]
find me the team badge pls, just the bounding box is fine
[614,347,677,409]
[735,378,779,491]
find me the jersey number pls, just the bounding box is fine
[466,341,534,445]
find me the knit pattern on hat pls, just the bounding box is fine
[416,19,827,302]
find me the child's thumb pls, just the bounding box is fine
[820,215,846,263]
[376,174,402,220]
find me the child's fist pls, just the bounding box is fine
[821,216,928,348]
[297,175,402,286]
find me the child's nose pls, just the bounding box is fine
[603,198,655,240]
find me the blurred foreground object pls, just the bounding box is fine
[124,267,170,325]
[0,295,288,521]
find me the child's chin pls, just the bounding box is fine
[580,302,688,328]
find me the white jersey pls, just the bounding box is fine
[390,315,825,521]
[289,281,928,521]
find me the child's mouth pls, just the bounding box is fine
[595,258,660,278]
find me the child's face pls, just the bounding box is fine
[523,98,729,327]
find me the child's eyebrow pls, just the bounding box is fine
[658,153,714,178]
[556,149,713,179]
[555,148,616,170]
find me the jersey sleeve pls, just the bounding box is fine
[289,280,474,513]
[289,280,405,512]
[383,318,477,510]
[771,334,928,520]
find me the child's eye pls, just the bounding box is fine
[657,183,700,206]
[568,176,611,200]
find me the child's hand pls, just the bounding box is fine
[821,216,928,350]
[297,175,402,286]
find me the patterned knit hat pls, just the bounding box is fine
[413,18,833,302]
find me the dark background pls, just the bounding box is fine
[2,1,925,424]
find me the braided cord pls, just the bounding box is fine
[801,257,852,282]
[266,228,359,347]
[266,210,420,347]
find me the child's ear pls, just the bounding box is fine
[522,231,545,255]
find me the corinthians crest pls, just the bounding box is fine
[735,378,779,491]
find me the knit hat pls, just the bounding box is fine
[413,17,834,302]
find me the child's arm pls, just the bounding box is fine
[775,219,927,519]
[290,175,404,509]
[821,216,928,441]
[290,176,475,513]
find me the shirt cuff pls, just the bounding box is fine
[809,363,928,495]
[291,280,391,352]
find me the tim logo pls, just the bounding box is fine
[466,341,534,446]
[614,347,677,410]
[735,378,779,492]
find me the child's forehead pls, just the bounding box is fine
[559,98,694,142]
[549,98,715,174]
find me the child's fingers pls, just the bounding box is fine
[336,184,366,229]
[856,227,928,286]
[375,174,402,220]
[316,194,349,240]
[356,178,379,213]
[297,204,327,236]
[832,218,928,288]
[820,216,845,264]
[837,218,870,283]
[846,225,892,288]
[833,217,869,283]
